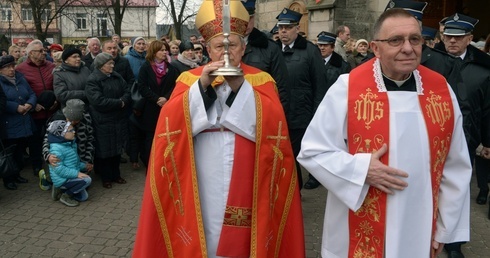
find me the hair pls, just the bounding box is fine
[336,25,348,36]
[8,45,20,54]
[101,39,116,50]
[189,35,197,39]
[169,40,180,47]
[373,9,418,39]
[146,40,170,62]
[112,34,120,38]
[87,37,101,46]
[25,39,43,55]
[52,51,63,64]
[484,34,490,53]
[121,45,131,56]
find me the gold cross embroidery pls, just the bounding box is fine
[230,209,249,226]
[266,121,288,215]
[157,117,185,216]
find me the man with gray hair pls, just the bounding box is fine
[16,39,57,177]
[82,37,101,68]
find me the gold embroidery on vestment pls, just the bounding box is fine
[354,88,384,130]
[266,121,288,216]
[223,206,253,227]
[425,90,451,131]
[157,117,184,216]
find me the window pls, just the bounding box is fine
[1,4,12,21]
[21,5,32,21]
[96,13,108,36]
[40,7,51,22]
[76,13,87,30]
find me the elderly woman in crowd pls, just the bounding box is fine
[170,41,200,75]
[347,39,370,69]
[131,40,178,168]
[0,55,36,190]
[85,53,130,189]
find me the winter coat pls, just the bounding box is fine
[53,63,91,109]
[135,61,178,131]
[0,84,5,115]
[243,28,289,113]
[347,51,367,69]
[277,35,329,129]
[49,140,86,188]
[455,45,490,150]
[82,53,95,68]
[16,58,56,120]
[170,59,194,75]
[324,51,351,89]
[126,47,147,81]
[0,71,37,139]
[114,55,135,86]
[85,69,130,159]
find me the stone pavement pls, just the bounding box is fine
[0,164,489,257]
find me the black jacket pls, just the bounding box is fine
[325,51,351,89]
[456,45,490,150]
[114,55,135,86]
[53,63,91,109]
[85,69,131,159]
[243,28,289,113]
[136,61,179,131]
[277,35,329,129]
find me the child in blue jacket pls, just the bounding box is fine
[47,119,91,207]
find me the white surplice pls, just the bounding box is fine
[297,72,472,258]
[188,80,256,258]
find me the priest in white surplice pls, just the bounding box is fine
[297,9,471,258]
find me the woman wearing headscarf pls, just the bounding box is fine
[125,37,147,80]
[0,55,36,190]
[85,53,130,189]
[131,40,178,168]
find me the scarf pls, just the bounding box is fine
[152,59,167,85]
[177,53,200,69]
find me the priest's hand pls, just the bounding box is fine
[481,146,490,159]
[432,241,444,257]
[199,60,225,88]
[365,144,408,194]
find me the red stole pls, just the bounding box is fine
[132,63,305,258]
[347,58,454,258]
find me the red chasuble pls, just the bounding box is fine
[133,63,305,258]
[347,58,454,258]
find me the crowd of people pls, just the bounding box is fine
[1,0,490,257]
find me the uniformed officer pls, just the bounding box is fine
[241,0,289,113]
[422,26,438,48]
[276,8,328,190]
[441,12,490,258]
[300,31,351,189]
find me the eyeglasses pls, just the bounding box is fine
[373,35,423,47]
[31,49,46,53]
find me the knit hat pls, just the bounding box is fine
[37,90,56,109]
[93,52,113,69]
[179,41,194,53]
[0,55,15,68]
[50,44,63,52]
[62,48,82,62]
[355,39,369,49]
[62,99,85,121]
[131,37,145,48]
[46,120,72,143]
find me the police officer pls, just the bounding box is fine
[441,12,490,258]
[300,31,351,189]
[276,8,328,190]
[241,0,289,113]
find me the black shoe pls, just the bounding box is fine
[4,182,17,190]
[447,250,464,258]
[120,157,128,163]
[304,177,321,189]
[476,189,489,205]
[15,176,28,184]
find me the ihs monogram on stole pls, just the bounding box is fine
[353,88,385,153]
